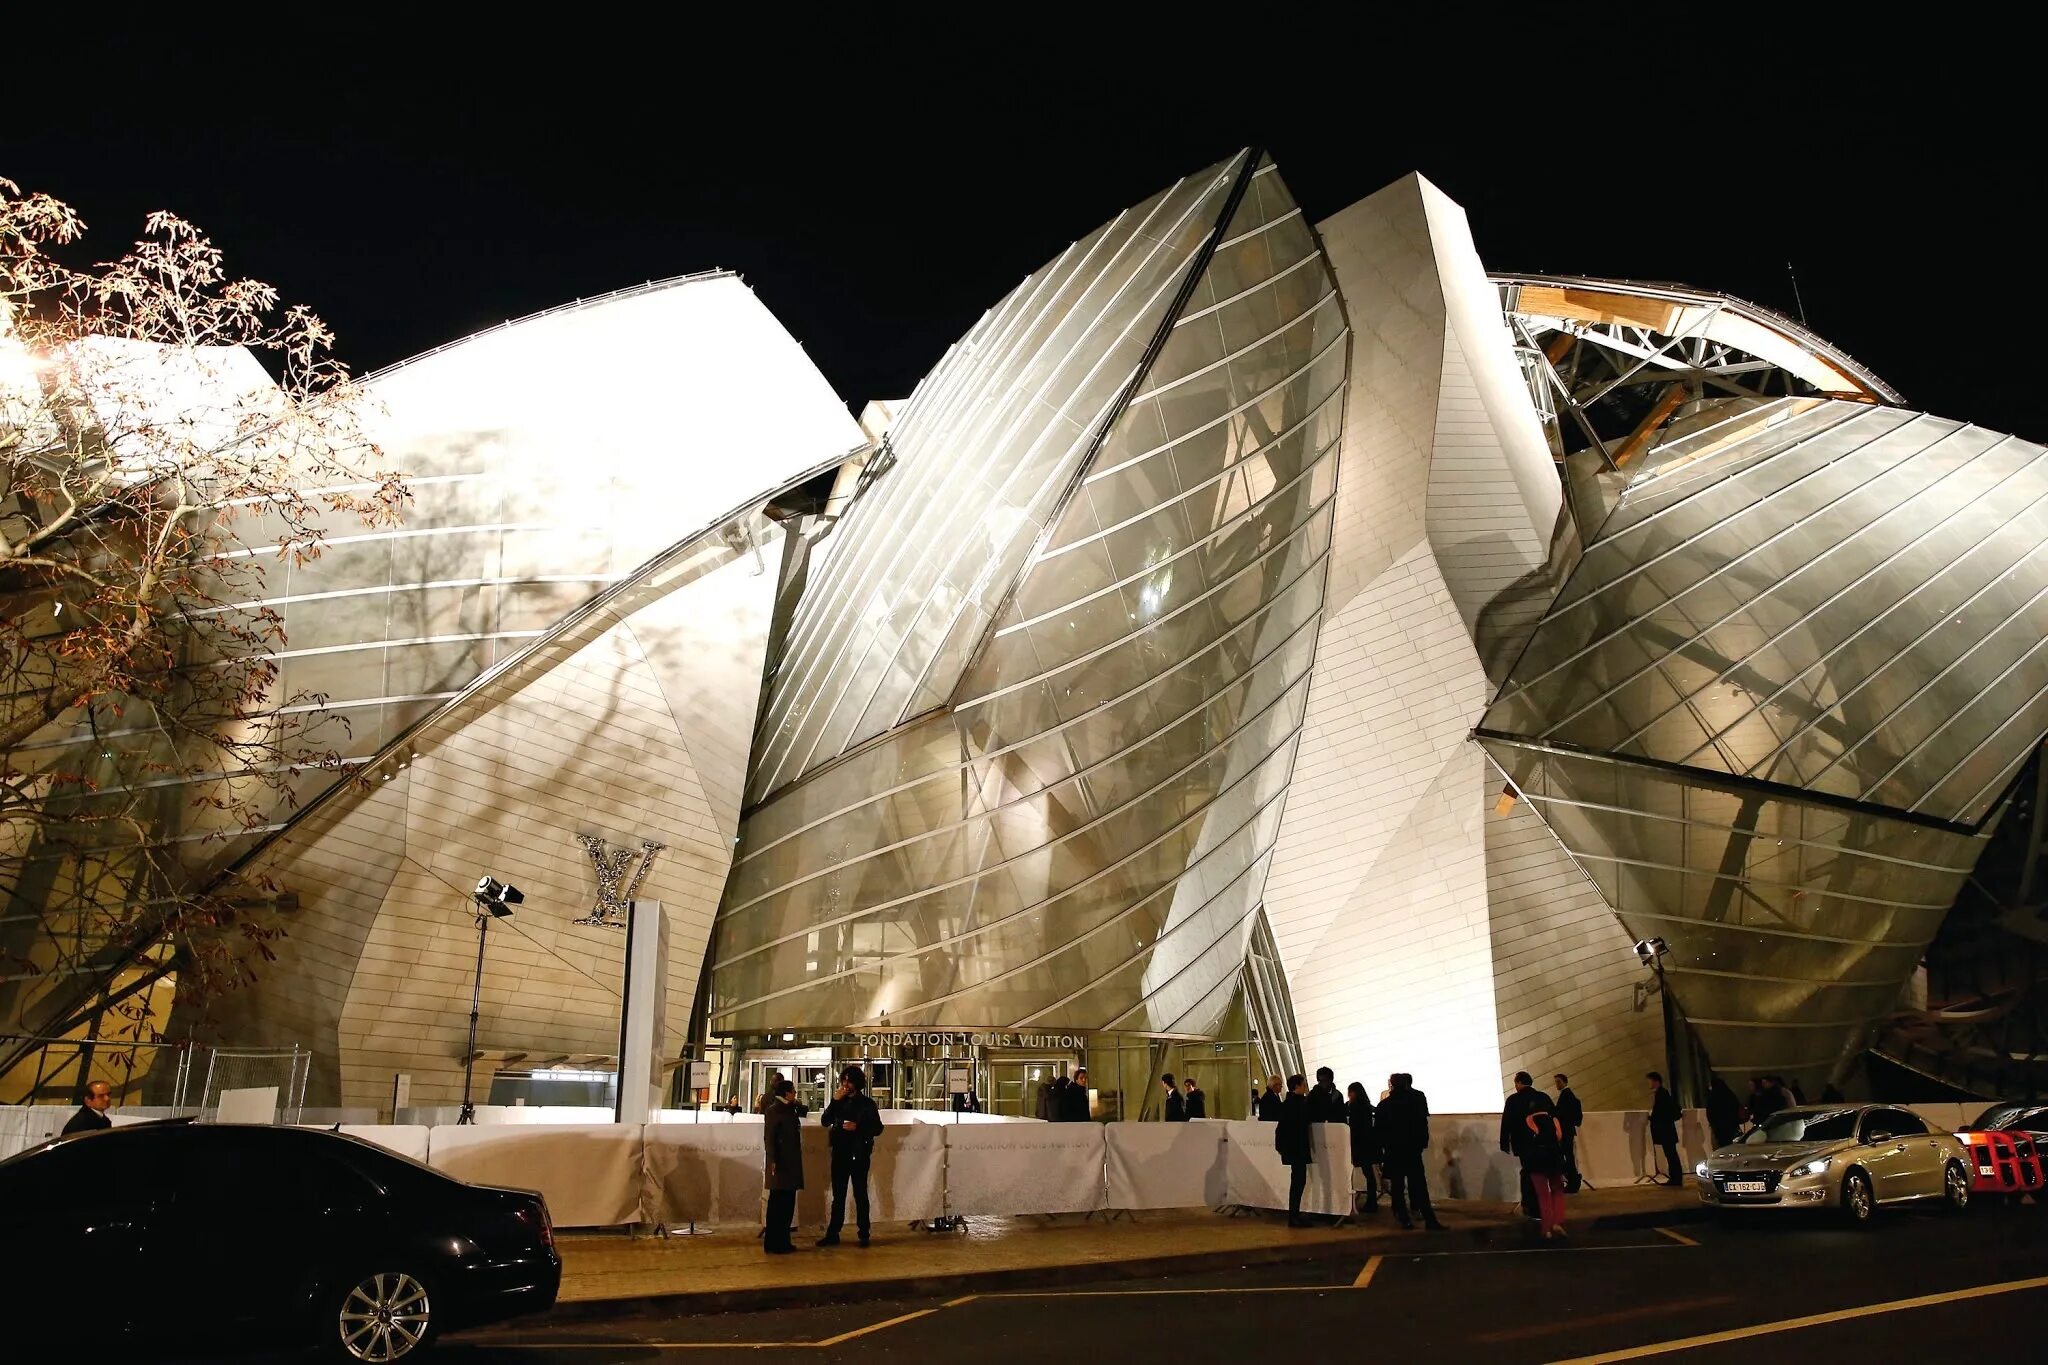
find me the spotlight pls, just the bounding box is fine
[474,876,524,918]
[1632,937,1668,968]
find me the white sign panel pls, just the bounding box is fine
[217,1086,279,1124]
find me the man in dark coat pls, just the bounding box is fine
[762,1077,804,1254]
[1182,1077,1206,1119]
[1378,1072,1444,1231]
[61,1080,113,1136]
[1061,1068,1091,1122]
[1705,1076,1743,1149]
[1648,1072,1683,1186]
[1553,1074,1585,1193]
[1274,1073,1313,1226]
[1500,1072,1546,1218]
[1162,1074,1186,1122]
[1305,1066,1345,1123]
[1748,1076,1783,1126]
[1256,1076,1285,1121]
[1042,1075,1067,1121]
[816,1066,883,1248]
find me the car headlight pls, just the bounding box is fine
[1695,1162,1710,1178]
[1796,1158,1831,1177]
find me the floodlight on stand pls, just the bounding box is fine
[1633,937,1668,968]
[458,873,526,1123]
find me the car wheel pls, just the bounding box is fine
[1943,1162,1971,1213]
[1842,1169,1875,1225]
[327,1269,435,1362]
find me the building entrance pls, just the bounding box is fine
[986,1057,1072,1118]
[742,1050,832,1113]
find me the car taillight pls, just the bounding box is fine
[514,1201,554,1250]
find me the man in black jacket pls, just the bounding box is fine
[1500,1072,1545,1217]
[1274,1074,1313,1226]
[61,1080,113,1136]
[1256,1076,1285,1121]
[762,1078,804,1254]
[1161,1073,1186,1122]
[817,1066,883,1248]
[1705,1076,1743,1149]
[1182,1077,1206,1119]
[1305,1066,1345,1123]
[1648,1072,1683,1186]
[1553,1074,1585,1193]
[1061,1068,1092,1122]
[1378,1073,1444,1231]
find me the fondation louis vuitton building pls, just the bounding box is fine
[12,150,2048,1118]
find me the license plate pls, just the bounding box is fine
[1725,1180,1767,1193]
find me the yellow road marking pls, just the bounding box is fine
[491,1297,959,1350]
[987,1284,1351,1298]
[1472,1296,1733,1344]
[1654,1226,1699,1246]
[1353,1255,1383,1288]
[1550,1274,2048,1363]
[813,1307,939,1345]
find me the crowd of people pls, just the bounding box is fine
[1248,1066,1446,1232]
[1032,1068,1094,1122]
[1703,1073,1840,1147]
[748,1058,1834,1254]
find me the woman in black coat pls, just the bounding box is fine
[1345,1081,1381,1213]
[1520,1101,1570,1240]
[1275,1074,1313,1227]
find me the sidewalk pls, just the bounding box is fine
[546,1185,1704,1319]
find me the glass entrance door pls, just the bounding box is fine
[987,1057,1067,1117]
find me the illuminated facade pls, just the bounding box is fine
[12,154,2047,1116]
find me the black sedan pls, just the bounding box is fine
[0,1121,559,1361]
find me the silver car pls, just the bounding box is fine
[1696,1104,1972,1224]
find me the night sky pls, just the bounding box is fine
[5,21,2036,438]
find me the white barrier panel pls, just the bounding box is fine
[0,1106,190,1160]
[296,1124,431,1163]
[1426,1113,1525,1203]
[428,1124,644,1226]
[1219,1120,1350,1216]
[643,1116,945,1227]
[398,1104,616,1126]
[0,1106,63,1160]
[1428,1110,1715,1194]
[871,1121,946,1221]
[800,1122,947,1223]
[894,1110,1029,1124]
[944,1121,1106,1215]
[1105,1121,1228,1209]
[643,1119,761,1225]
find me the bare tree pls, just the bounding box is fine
[0,178,406,1095]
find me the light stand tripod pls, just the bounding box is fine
[457,876,524,1125]
[457,905,489,1126]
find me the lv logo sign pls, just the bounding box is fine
[575,835,665,928]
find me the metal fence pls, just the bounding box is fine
[1,1035,309,1120]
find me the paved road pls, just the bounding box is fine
[244,1199,2048,1363]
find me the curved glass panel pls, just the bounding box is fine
[712,157,1340,1037]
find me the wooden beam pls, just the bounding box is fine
[1613,384,1690,468]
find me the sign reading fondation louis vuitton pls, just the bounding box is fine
[853,1030,1088,1051]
